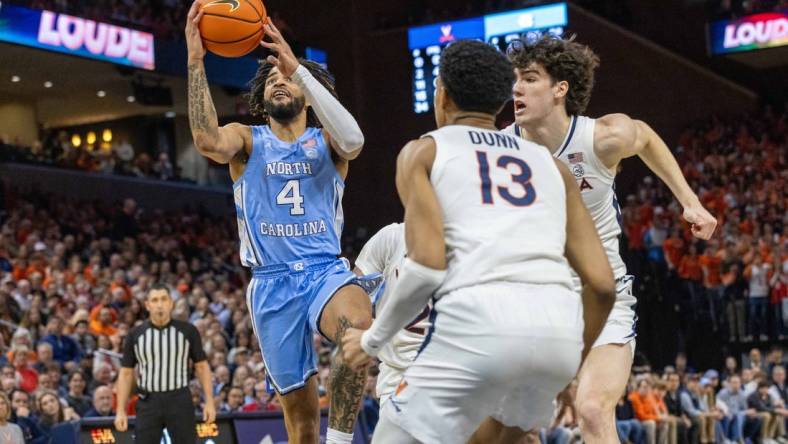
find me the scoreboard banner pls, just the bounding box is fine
[0,3,155,70]
[408,3,567,114]
[708,10,788,55]
[81,417,234,444]
[79,411,369,444]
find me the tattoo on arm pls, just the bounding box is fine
[187,63,219,141]
[329,316,367,432]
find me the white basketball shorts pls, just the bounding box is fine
[379,282,583,444]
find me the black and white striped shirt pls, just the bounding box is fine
[121,320,206,393]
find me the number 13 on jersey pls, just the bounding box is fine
[276,180,305,215]
[476,151,537,207]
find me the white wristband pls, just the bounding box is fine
[360,329,380,357]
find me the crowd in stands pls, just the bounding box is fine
[1,134,180,183]
[0,181,373,442]
[610,348,787,444]
[620,106,787,347]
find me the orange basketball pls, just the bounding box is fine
[198,0,267,58]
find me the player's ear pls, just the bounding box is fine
[434,78,447,110]
[553,80,569,100]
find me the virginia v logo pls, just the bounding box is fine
[439,24,455,43]
[205,0,240,12]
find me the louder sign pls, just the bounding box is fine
[708,11,788,55]
[0,3,155,70]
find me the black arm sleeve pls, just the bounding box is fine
[186,324,207,363]
[121,328,138,368]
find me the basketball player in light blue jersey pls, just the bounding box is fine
[186,4,376,443]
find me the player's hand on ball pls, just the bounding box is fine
[342,327,373,370]
[203,401,216,423]
[185,1,206,62]
[683,204,716,240]
[259,20,299,78]
[114,411,128,432]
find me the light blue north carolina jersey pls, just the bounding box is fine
[233,125,344,267]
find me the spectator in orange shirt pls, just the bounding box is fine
[11,259,28,282]
[652,380,678,444]
[679,244,704,320]
[83,255,101,285]
[663,228,685,274]
[109,270,131,304]
[700,243,724,331]
[629,378,659,444]
[89,305,118,338]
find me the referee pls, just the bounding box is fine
[114,283,216,443]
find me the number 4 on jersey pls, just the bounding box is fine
[276,180,305,215]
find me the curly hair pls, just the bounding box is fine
[247,59,337,127]
[507,35,600,116]
[440,40,515,115]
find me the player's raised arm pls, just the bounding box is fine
[556,159,616,357]
[185,1,245,164]
[342,138,445,369]
[594,113,717,240]
[260,21,364,160]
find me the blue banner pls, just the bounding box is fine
[407,17,486,49]
[0,3,155,69]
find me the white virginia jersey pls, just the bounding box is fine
[355,223,430,398]
[426,125,573,297]
[503,116,628,285]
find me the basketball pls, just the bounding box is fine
[198,0,266,58]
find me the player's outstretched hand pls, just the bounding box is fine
[342,327,373,371]
[185,1,206,62]
[683,204,716,240]
[259,20,299,78]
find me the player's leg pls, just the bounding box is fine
[575,342,634,444]
[577,276,636,444]
[318,283,373,440]
[246,274,322,443]
[278,376,321,443]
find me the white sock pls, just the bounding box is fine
[326,428,354,444]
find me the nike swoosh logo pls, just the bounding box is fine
[205,0,240,12]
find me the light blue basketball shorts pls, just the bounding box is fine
[246,256,381,394]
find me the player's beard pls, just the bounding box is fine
[264,95,306,123]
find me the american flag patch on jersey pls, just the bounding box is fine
[568,152,584,164]
[302,138,317,148]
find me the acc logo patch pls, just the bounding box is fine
[572,164,584,177]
